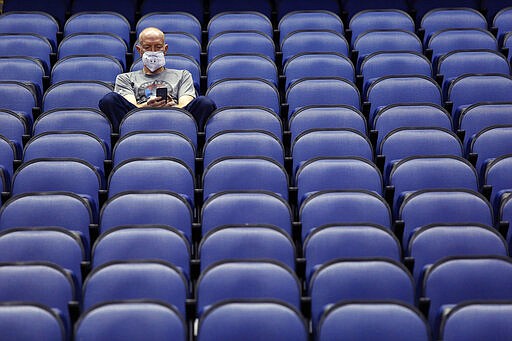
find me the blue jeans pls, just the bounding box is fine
[99,92,217,131]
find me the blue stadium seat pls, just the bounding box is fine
[309,258,415,328]
[340,0,410,20]
[276,0,341,20]
[205,106,282,141]
[100,191,193,241]
[202,157,289,201]
[0,108,29,159]
[136,12,202,43]
[196,260,301,315]
[493,7,512,43]
[413,0,481,22]
[64,11,131,47]
[278,10,344,44]
[0,192,94,251]
[82,260,188,316]
[0,135,16,190]
[440,301,512,341]
[0,56,45,105]
[207,31,275,63]
[300,190,392,241]
[0,80,39,129]
[70,0,137,26]
[75,301,186,341]
[469,125,512,180]
[2,0,69,28]
[0,302,66,341]
[112,132,195,172]
[484,154,512,216]
[208,11,273,40]
[207,54,278,87]
[0,33,53,74]
[199,225,296,271]
[318,302,430,341]
[280,30,349,65]
[0,11,59,49]
[42,80,113,112]
[303,224,401,282]
[197,300,307,341]
[51,55,123,84]
[139,0,204,23]
[349,9,415,46]
[201,191,293,237]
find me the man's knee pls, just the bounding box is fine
[194,96,217,112]
[98,92,122,110]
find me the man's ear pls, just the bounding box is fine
[164,44,169,54]
[136,44,143,55]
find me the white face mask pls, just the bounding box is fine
[142,51,165,72]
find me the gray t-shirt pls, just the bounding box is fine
[114,68,196,104]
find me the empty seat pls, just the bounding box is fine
[107,158,195,206]
[92,225,190,277]
[318,301,430,341]
[11,159,102,220]
[2,0,69,27]
[0,262,76,334]
[201,191,293,237]
[42,80,113,112]
[206,78,280,114]
[0,192,94,250]
[0,80,39,129]
[440,301,512,341]
[0,56,46,101]
[289,105,366,144]
[0,302,65,341]
[437,50,510,97]
[208,11,273,40]
[340,0,410,20]
[398,189,494,250]
[100,191,193,241]
[204,106,282,141]
[139,0,204,24]
[295,157,383,205]
[283,52,355,90]
[112,132,195,172]
[207,31,275,63]
[427,29,498,67]
[70,0,137,26]
[197,300,307,341]
[484,154,512,215]
[365,75,442,124]
[0,227,86,285]
[372,103,452,147]
[300,190,392,241]
[493,7,512,43]
[0,108,29,159]
[0,135,16,190]
[276,0,341,20]
[203,131,284,168]
[353,30,422,70]
[303,224,401,282]
[23,132,108,186]
[0,33,53,74]
[75,300,186,341]
[136,12,201,43]
[448,74,512,128]
[196,260,301,315]
[34,108,113,155]
[207,54,278,87]
[199,225,296,271]
[309,258,415,327]
[349,9,415,46]
[483,0,512,21]
[458,103,512,153]
[64,11,131,47]
[469,125,512,180]
[421,256,512,338]
[119,108,197,148]
[286,77,360,118]
[51,55,123,84]
[413,0,481,22]
[82,260,188,316]
[58,33,128,69]
[209,0,273,18]
[202,157,289,201]
[420,8,488,45]
[291,129,373,178]
[388,155,478,213]
[407,223,508,283]
[280,30,349,65]
[500,194,512,243]
[378,128,463,179]
[278,10,344,44]
[359,52,433,96]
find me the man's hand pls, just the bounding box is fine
[146,96,176,108]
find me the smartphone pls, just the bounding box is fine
[156,87,168,102]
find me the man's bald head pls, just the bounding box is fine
[139,27,165,45]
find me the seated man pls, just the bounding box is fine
[99,27,216,131]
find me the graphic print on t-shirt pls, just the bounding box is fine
[136,80,174,103]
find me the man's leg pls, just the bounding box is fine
[184,96,217,131]
[98,92,137,132]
